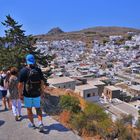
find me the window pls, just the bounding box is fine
[92,93,95,96]
[87,93,91,97]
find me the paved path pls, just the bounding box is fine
[0,101,81,140]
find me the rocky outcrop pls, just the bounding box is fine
[47,27,64,35]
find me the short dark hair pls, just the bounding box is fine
[10,67,18,75]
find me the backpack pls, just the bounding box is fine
[25,68,41,93]
[0,75,5,87]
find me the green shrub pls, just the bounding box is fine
[71,112,87,134]
[59,95,81,113]
[71,102,113,137]
[121,114,133,126]
[84,102,109,121]
[135,111,140,130]
[124,46,130,50]
[103,39,108,44]
[115,117,134,140]
[127,35,132,40]
[136,119,140,130]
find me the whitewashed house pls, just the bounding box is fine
[48,77,76,90]
[87,80,105,96]
[75,84,99,102]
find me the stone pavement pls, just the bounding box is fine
[0,100,82,140]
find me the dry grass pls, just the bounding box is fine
[83,135,103,140]
[59,110,72,128]
[127,126,140,140]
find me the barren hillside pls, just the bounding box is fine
[35,26,140,43]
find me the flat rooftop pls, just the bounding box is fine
[75,84,97,91]
[87,80,105,86]
[112,101,138,118]
[105,86,120,91]
[107,99,138,118]
[97,76,110,81]
[129,85,140,91]
[129,100,140,107]
[48,77,75,85]
[132,78,140,84]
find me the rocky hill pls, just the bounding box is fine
[35,26,140,43]
[47,27,64,35]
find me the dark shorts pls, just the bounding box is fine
[0,90,7,97]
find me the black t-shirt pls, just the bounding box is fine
[19,66,44,98]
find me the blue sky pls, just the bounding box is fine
[0,0,140,36]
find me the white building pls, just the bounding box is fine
[103,86,121,101]
[128,85,140,97]
[109,35,122,41]
[75,84,99,102]
[87,80,105,96]
[48,77,76,90]
[106,99,139,125]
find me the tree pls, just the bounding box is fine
[127,35,132,40]
[0,15,48,69]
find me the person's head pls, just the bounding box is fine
[26,54,35,66]
[6,70,11,76]
[2,67,7,73]
[10,67,18,76]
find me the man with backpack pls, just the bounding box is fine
[18,54,45,132]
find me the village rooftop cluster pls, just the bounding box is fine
[35,32,140,126]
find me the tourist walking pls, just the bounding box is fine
[0,68,11,110]
[5,70,12,110]
[9,67,22,121]
[18,54,45,132]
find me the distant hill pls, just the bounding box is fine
[78,26,140,34]
[35,26,140,43]
[47,27,64,35]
